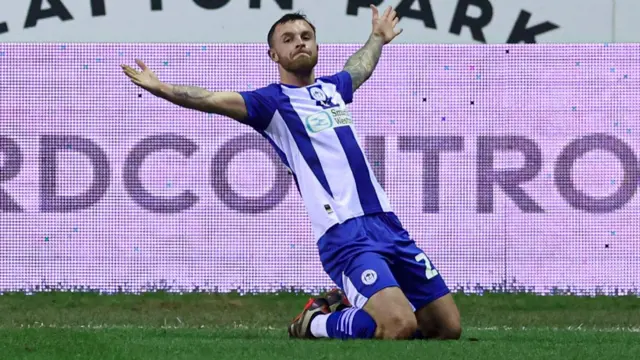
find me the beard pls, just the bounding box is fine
[282,52,318,74]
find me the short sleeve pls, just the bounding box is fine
[238,85,278,131]
[318,71,354,104]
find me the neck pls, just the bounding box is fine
[279,68,315,87]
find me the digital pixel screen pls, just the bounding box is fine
[0,43,638,295]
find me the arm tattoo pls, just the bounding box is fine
[343,35,385,92]
[165,84,215,111]
[171,85,213,100]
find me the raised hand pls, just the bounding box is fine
[121,59,163,93]
[370,5,403,44]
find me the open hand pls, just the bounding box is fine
[370,5,403,44]
[121,59,162,92]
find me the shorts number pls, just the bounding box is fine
[415,253,439,280]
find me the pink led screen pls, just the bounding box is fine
[0,43,638,295]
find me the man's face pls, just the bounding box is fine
[270,20,318,74]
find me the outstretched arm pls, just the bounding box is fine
[153,83,248,121]
[121,59,248,122]
[343,35,385,92]
[343,5,403,92]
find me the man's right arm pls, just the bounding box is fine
[122,60,257,124]
[153,83,248,122]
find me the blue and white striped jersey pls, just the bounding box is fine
[239,71,392,240]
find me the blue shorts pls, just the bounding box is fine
[317,212,450,312]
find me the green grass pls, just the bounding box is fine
[1,292,639,359]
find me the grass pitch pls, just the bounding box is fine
[1,291,639,359]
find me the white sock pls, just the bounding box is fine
[310,313,330,338]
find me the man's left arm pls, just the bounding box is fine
[342,5,403,93]
[343,34,385,92]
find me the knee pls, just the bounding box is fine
[378,313,418,340]
[438,323,462,340]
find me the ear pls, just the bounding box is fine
[268,48,279,62]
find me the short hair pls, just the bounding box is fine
[267,11,316,48]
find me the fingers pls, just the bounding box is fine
[370,4,379,19]
[388,7,397,21]
[134,59,148,71]
[392,17,399,27]
[120,64,134,73]
[120,64,144,86]
[382,5,391,19]
[120,64,138,78]
[375,5,399,24]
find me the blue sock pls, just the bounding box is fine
[323,308,377,340]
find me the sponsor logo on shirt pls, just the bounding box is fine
[304,109,353,133]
